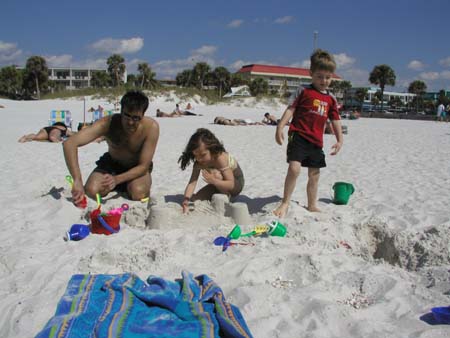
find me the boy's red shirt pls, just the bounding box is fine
[288,85,340,148]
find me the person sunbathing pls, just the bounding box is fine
[214,117,263,126]
[18,122,74,143]
[262,112,279,125]
[156,109,181,118]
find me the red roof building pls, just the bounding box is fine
[237,64,341,94]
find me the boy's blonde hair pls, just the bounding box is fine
[310,49,336,73]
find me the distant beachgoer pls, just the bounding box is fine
[437,103,445,122]
[63,90,159,204]
[273,49,343,218]
[178,128,244,213]
[214,116,263,126]
[156,109,181,118]
[18,122,73,143]
[262,112,279,125]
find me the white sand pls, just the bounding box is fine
[1,94,450,337]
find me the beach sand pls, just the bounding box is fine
[1,94,450,337]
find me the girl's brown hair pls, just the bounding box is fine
[178,128,225,170]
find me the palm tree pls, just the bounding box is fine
[212,66,230,97]
[107,54,126,87]
[249,78,269,96]
[192,62,211,89]
[369,64,396,112]
[24,56,49,99]
[137,62,157,89]
[354,88,368,112]
[408,80,427,113]
[176,69,192,87]
[0,65,23,99]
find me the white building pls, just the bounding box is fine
[47,67,127,89]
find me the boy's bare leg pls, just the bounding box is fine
[307,167,320,212]
[127,173,151,200]
[273,161,301,217]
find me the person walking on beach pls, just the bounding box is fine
[437,102,445,122]
[63,90,159,205]
[273,49,343,218]
[178,128,244,213]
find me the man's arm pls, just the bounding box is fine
[63,117,110,202]
[113,119,160,185]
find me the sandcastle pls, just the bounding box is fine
[147,194,251,229]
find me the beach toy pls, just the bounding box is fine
[96,193,102,208]
[108,203,129,215]
[89,203,128,235]
[64,224,90,241]
[431,306,450,324]
[213,236,255,252]
[65,175,87,209]
[228,221,287,239]
[332,182,355,205]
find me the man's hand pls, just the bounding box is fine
[330,142,343,155]
[71,180,86,206]
[101,174,117,191]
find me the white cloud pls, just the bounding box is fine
[227,19,243,28]
[153,45,219,79]
[90,37,144,54]
[289,59,310,69]
[419,71,440,81]
[407,60,425,71]
[439,56,450,68]
[0,41,22,64]
[191,45,217,56]
[333,53,356,69]
[274,16,293,24]
[338,68,370,87]
[45,54,73,67]
[440,70,450,80]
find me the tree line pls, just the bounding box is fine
[0,55,448,113]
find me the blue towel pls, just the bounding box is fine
[35,271,253,338]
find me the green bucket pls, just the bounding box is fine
[332,182,355,205]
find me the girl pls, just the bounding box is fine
[178,128,244,213]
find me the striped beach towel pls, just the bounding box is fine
[35,271,253,338]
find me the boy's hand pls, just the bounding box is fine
[330,142,343,155]
[275,128,284,145]
[101,174,117,191]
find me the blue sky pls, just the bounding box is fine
[1,0,449,91]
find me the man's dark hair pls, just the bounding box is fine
[120,90,149,114]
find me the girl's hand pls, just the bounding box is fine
[201,170,216,184]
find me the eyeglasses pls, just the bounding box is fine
[121,112,143,122]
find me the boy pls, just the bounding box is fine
[273,49,343,217]
[63,90,159,205]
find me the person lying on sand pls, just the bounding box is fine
[18,122,74,143]
[156,109,182,118]
[63,90,159,204]
[214,116,263,126]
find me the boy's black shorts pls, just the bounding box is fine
[286,133,326,168]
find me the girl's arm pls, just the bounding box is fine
[182,165,200,212]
